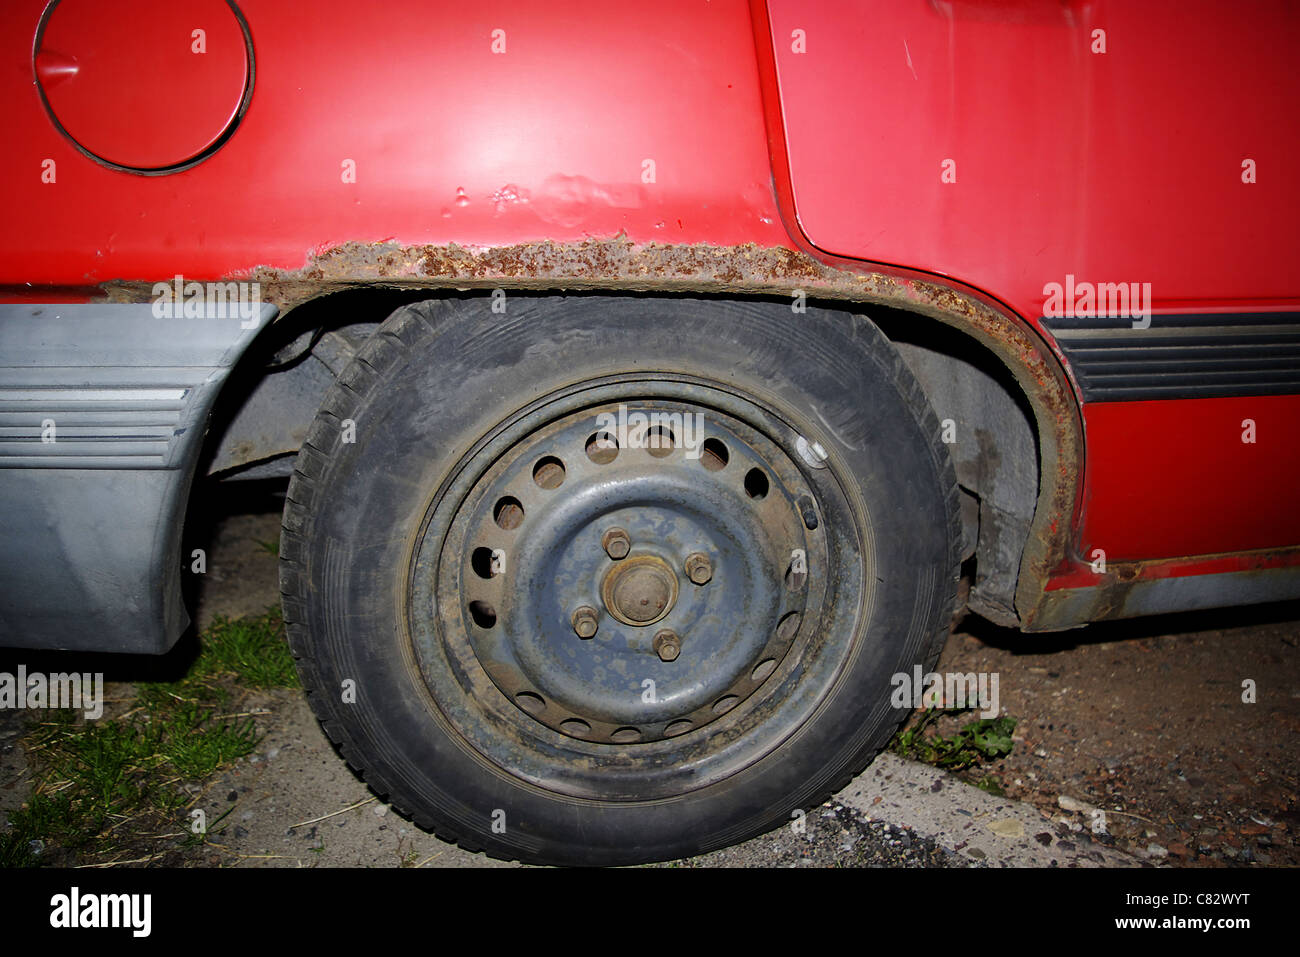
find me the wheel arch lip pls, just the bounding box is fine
[78,226,1085,640]
[199,238,1082,630]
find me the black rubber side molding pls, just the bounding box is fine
[1043,311,1300,401]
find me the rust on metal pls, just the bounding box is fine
[653,630,682,663]
[602,553,679,627]
[101,237,1085,627]
[1033,544,1300,628]
[685,552,713,586]
[571,605,599,640]
[601,527,631,560]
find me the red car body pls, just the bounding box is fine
[3,0,1298,638]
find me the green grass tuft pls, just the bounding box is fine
[0,606,297,867]
[190,607,298,690]
[890,709,1017,772]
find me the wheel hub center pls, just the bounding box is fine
[601,554,679,626]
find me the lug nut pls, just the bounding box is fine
[653,629,681,662]
[602,527,631,559]
[684,552,712,585]
[572,606,599,639]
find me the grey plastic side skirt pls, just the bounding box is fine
[0,303,276,653]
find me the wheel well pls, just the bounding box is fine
[199,287,425,479]
[869,309,1040,627]
[203,289,1049,627]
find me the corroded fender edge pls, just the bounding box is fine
[102,238,1084,632]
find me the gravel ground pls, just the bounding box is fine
[934,603,1299,866]
[3,480,1295,868]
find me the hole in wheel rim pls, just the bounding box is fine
[585,431,619,464]
[645,425,675,457]
[560,718,591,737]
[532,455,566,489]
[700,437,729,471]
[712,695,740,715]
[493,496,524,530]
[471,547,498,579]
[744,467,769,499]
[516,692,545,714]
[751,658,777,683]
[468,600,497,628]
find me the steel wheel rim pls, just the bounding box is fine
[407,377,868,801]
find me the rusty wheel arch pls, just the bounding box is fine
[105,238,1085,628]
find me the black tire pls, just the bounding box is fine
[280,295,960,866]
